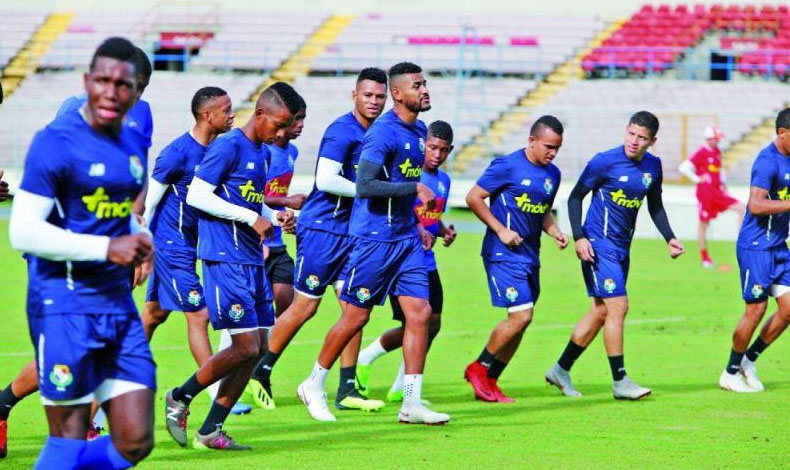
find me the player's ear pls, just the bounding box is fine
[83,72,91,91]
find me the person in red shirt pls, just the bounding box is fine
[679,126,745,267]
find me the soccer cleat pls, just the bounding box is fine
[230,402,252,415]
[0,419,7,458]
[297,381,336,422]
[398,404,450,425]
[335,389,385,412]
[164,389,190,447]
[248,379,275,410]
[86,424,104,441]
[464,362,496,402]
[488,378,515,403]
[719,370,759,393]
[612,376,651,400]
[355,364,372,398]
[740,357,765,392]
[193,429,252,451]
[702,260,715,269]
[545,363,583,397]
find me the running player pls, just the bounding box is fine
[678,125,745,268]
[356,120,457,402]
[545,111,684,400]
[719,108,790,393]
[164,82,298,451]
[9,37,156,469]
[247,68,388,413]
[296,62,450,425]
[463,116,567,403]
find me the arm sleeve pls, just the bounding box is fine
[186,177,259,226]
[567,181,592,241]
[151,144,185,185]
[142,177,168,223]
[646,168,676,242]
[356,159,417,198]
[9,189,110,261]
[750,154,774,191]
[315,157,356,197]
[195,138,235,187]
[578,154,606,191]
[678,159,700,183]
[475,158,509,194]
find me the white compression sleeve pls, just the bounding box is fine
[186,177,258,226]
[142,177,168,224]
[315,157,356,198]
[9,189,109,261]
[260,202,281,225]
[678,159,700,184]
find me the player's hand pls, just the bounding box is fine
[442,224,457,247]
[574,238,595,262]
[252,216,274,241]
[262,244,270,260]
[286,194,307,210]
[418,225,436,250]
[108,233,153,267]
[0,169,8,202]
[416,183,436,210]
[553,231,569,250]
[668,238,685,259]
[277,211,296,234]
[497,228,523,248]
[133,258,153,287]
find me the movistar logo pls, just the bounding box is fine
[778,187,790,201]
[265,177,290,196]
[416,205,442,220]
[514,193,549,214]
[239,180,264,203]
[610,189,643,209]
[399,158,422,178]
[81,187,134,219]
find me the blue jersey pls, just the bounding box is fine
[196,128,269,266]
[57,93,154,149]
[737,143,790,250]
[299,112,365,235]
[19,109,147,314]
[263,142,298,247]
[349,109,427,241]
[477,150,561,266]
[416,169,451,270]
[579,146,663,253]
[149,132,205,252]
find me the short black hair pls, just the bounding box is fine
[388,62,422,79]
[530,115,564,138]
[776,108,790,132]
[629,110,660,138]
[191,86,227,117]
[90,37,137,71]
[133,47,152,80]
[357,67,387,85]
[428,120,453,143]
[262,81,303,115]
[296,94,306,113]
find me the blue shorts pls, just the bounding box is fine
[737,245,790,303]
[293,227,353,298]
[339,236,429,309]
[26,256,40,317]
[145,249,205,312]
[29,313,156,401]
[582,248,630,298]
[202,261,275,330]
[483,260,540,309]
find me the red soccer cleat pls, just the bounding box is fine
[488,378,515,403]
[464,362,496,402]
[0,419,7,458]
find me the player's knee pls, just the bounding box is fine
[744,302,767,320]
[510,311,532,330]
[144,308,168,325]
[115,429,154,464]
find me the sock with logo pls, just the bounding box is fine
[358,337,389,365]
[557,340,586,372]
[198,402,232,436]
[608,355,626,381]
[79,435,133,470]
[390,361,406,393]
[726,349,744,375]
[172,373,205,405]
[0,384,21,420]
[486,359,508,380]
[34,436,86,470]
[251,351,280,383]
[337,366,357,397]
[402,374,423,407]
[745,337,769,362]
[476,348,496,368]
[307,362,329,390]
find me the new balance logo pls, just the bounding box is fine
[619,175,629,182]
[262,365,272,370]
[246,162,255,170]
[88,163,106,177]
[521,179,531,186]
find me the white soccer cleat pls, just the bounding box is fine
[612,376,651,400]
[719,370,759,393]
[398,404,450,425]
[740,357,765,392]
[297,381,336,422]
[545,363,582,397]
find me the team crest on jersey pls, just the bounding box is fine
[129,156,144,183]
[603,278,616,294]
[543,178,554,195]
[188,290,202,306]
[419,137,426,153]
[306,274,320,290]
[642,172,653,188]
[228,304,245,321]
[751,284,764,299]
[438,181,446,195]
[505,286,519,302]
[49,365,74,391]
[357,287,371,302]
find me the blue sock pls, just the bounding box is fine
[79,435,133,470]
[34,436,86,470]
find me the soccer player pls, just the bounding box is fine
[262,96,308,316]
[9,37,156,470]
[463,116,567,403]
[163,82,299,451]
[296,62,451,425]
[247,68,388,413]
[356,120,457,402]
[718,108,790,393]
[678,126,745,268]
[545,111,685,400]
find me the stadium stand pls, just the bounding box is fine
[0,11,47,70]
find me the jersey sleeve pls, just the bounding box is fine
[359,125,392,166]
[19,129,68,198]
[689,147,705,169]
[140,102,154,149]
[475,158,509,194]
[196,138,236,186]
[750,153,775,191]
[648,161,664,196]
[578,153,607,190]
[318,123,353,164]
[151,143,186,185]
[55,96,83,118]
[442,174,452,214]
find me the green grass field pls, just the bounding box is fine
[1,212,789,469]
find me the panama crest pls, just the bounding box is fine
[228,304,245,322]
[306,274,320,290]
[129,155,144,183]
[187,290,201,306]
[505,286,519,302]
[751,284,764,299]
[543,178,554,194]
[419,137,426,153]
[49,364,74,391]
[642,172,653,188]
[357,287,371,302]
[603,278,616,294]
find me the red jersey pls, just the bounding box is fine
[690,145,724,190]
